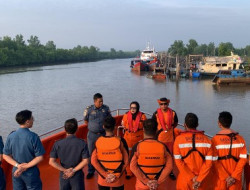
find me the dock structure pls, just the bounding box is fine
[157,53,204,79]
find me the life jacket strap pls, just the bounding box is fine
[217,133,239,162]
[182,134,205,161]
[98,160,123,163]
[137,164,165,168]
[218,155,239,162]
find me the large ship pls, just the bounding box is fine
[1,109,250,190]
[140,42,158,62]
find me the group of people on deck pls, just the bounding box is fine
[0,92,249,190]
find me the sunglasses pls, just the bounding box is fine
[160,103,168,105]
[130,107,137,109]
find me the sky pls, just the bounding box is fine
[0,0,250,51]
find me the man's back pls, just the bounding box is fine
[212,133,247,178]
[173,130,213,189]
[50,136,89,168]
[4,128,44,164]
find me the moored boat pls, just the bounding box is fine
[130,58,148,72]
[199,53,243,76]
[212,69,250,85]
[152,73,166,80]
[140,42,158,62]
[1,109,249,190]
[192,72,201,78]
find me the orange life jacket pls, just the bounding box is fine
[127,111,143,132]
[96,136,123,176]
[180,130,206,160]
[216,133,240,162]
[137,139,166,180]
[157,108,173,131]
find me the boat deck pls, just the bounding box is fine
[2,115,250,189]
[39,166,177,190]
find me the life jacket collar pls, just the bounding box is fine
[180,129,204,134]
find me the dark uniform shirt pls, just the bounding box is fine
[83,104,111,133]
[0,135,6,190]
[3,128,45,165]
[0,136,3,155]
[50,135,89,168]
[0,136,3,165]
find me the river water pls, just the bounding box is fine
[0,59,250,147]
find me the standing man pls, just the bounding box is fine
[91,116,129,190]
[152,97,178,179]
[0,135,6,190]
[49,118,89,190]
[130,119,173,190]
[84,93,111,179]
[212,111,247,190]
[173,113,213,190]
[3,110,45,190]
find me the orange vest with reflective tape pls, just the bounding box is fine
[96,136,123,176]
[137,139,166,180]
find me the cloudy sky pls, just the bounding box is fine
[0,0,249,51]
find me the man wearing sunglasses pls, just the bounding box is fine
[152,97,178,180]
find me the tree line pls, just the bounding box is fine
[168,39,250,59]
[0,35,139,67]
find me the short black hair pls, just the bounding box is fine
[185,113,198,129]
[143,119,157,136]
[218,111,232,128]
[159,97,169,102]
[64,118,78,134]
[103,116,116,132]
[130,101,140,111]
[16,110,32,125]
[93,93,103,100]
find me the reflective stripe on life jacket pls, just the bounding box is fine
[216,133,240,162]
[157,108,173,131]
[127,111,143,132]
[137,139,166,180]
[181,133,206,161]
[96,136,123,176]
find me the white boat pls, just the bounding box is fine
[140,42,158,62]
[199,52,243,76]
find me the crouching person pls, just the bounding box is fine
[49,118,89,190]
[130,119,173,190]
[91,116,129,190]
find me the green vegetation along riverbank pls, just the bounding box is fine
[0,35,139,67]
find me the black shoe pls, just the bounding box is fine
[169,172,176,180]
[86,173,94,179]
[126,175,131,180]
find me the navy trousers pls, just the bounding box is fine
[87,131,105,174]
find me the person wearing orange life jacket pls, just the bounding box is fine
[121,101,147,179]
[130,119,173,190]
[212,111,247,190]
[91,116,129,190]
[152,98,178,153]
[152,97,178,180]
[173,113,214,190]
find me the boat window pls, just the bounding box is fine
[222,64,227,67]
[216,64,221,67]
[143,51,153,53]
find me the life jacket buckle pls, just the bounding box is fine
[164,130,168,133]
